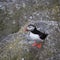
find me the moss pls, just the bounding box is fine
[11,55,18,60]
[0,20,6,31]
[22,52,34,60]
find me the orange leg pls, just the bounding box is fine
[32,41,42,48]
[32,41,37,46]
[36,43,42,48]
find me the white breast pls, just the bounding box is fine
[29,32,40,40]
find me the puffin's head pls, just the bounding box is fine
[25,24,36,31]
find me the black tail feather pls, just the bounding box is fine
[40,34,48,39]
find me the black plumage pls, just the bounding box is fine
[31,28,48,39]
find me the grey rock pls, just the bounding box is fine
[0,20,60,60]
[0,0,60,60]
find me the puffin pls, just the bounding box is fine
[25,24,48,48]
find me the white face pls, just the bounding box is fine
[27,25,35,31]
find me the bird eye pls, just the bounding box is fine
[30,26,34,29]
[28,26,31,28]
[27,25,35,31]
[29,26,32,28]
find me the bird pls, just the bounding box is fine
[25,24,48,48]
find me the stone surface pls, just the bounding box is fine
[0,20,60,60]
[0,0,60,60]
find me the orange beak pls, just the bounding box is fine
[25,27,28,32]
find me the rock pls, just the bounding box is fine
[0,20,60,60]
[0,0,60,60]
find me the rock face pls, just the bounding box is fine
[0,0,60,60]
[0,20,60,60]
[0,0,59,40]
